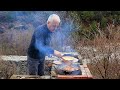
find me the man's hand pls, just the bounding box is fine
[54,50,68,63]
[54,50,63,58]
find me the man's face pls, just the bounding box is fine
[47,20,60,32]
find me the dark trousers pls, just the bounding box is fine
[27,56,45,76]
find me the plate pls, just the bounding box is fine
[53,61,62,64]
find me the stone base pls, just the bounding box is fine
[10,75,51,79]
[51,63,93,79]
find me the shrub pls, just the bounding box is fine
[0,58,17,79]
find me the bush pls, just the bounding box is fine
[100,17,108,28]
[0,58,17,79]
[0,29,34,55]
[80,11,95,23]
[76,30,120,79]
[0,11,14,22]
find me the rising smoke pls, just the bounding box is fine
[7,11,76,53]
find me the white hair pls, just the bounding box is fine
[47,14,61,23]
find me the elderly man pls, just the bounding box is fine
[27,14,63,76]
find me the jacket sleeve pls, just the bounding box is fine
[35,29,54,55]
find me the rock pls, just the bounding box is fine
[40,76,51,79]
[13,25,28,30]
[51,71,57,76]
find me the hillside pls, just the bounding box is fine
[0,11,120,79]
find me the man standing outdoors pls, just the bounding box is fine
[27,14,63,76]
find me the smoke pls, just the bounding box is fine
[50,18,75,52]
[7,11,76,54]
[10,11,66,26]
[16,11,75,51]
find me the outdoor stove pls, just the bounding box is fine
[51,54,82,79]
[51,53,93,79]
[56,63,81,75]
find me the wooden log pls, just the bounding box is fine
[83,63,88,68]
[84,67,93,79]
[80,65,87,76]
[57,75,89,79]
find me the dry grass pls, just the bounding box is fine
[74,24,120,79]
[0,27,34,55]
[0,56,17,79]
[0,23,120,79]
[0,26,34,79]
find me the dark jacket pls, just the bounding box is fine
[27,24,54,59]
